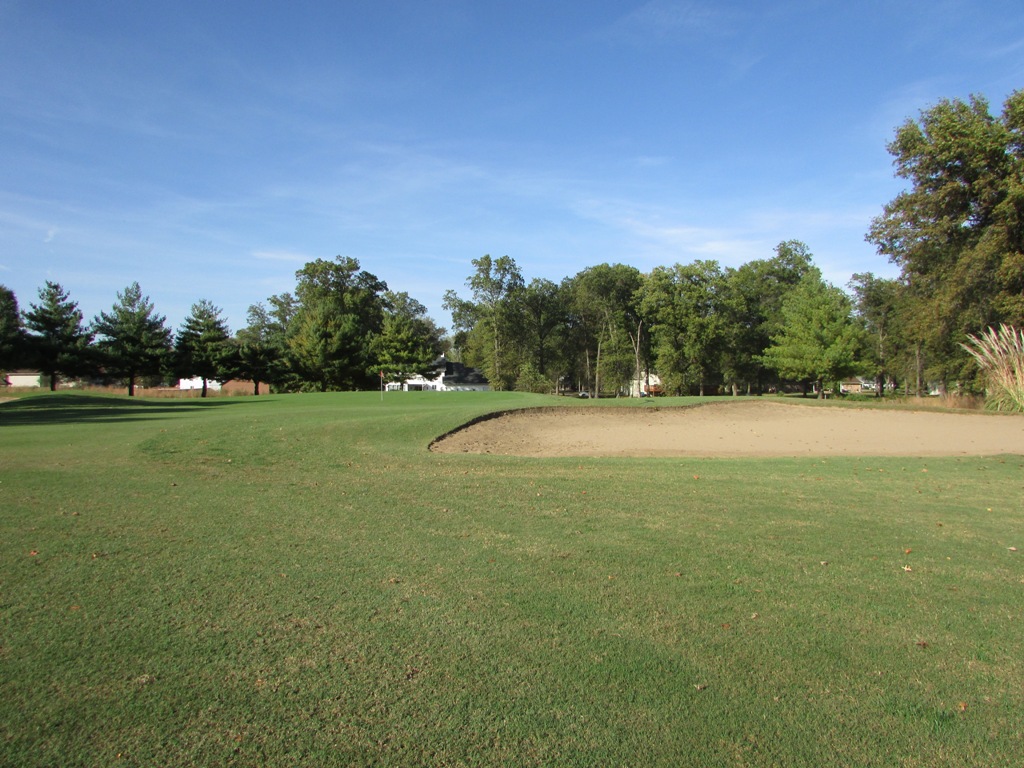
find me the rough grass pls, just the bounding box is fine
[962,324,1024,412]
[1,392,1022,766]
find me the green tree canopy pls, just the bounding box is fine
[235,302,289,395]
[640,260,728,396]
[867,90,1024,386]
[568,263,643,397]
[443,255,524,390]
[372,291,447,383]
[761,272,864,398]
[23,281,94,391]
[92,282,172,396]
[175,300,233,397]
[848,273,903,396]
[0,285,25,373]
[286,257,389,390]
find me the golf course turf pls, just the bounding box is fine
[1,391,1022,766]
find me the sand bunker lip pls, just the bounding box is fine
[430,399,1024,458]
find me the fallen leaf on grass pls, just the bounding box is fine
[957,701,968,713]
[1009,547,1018,552]
[28,550,38,556]
[904,548,912,554]
[694,683,708,691]
[902,565,912,572]
[916,640,928,648]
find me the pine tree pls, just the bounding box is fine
[92,282,172,396]
[761,272,864,398]
[0,285,26,373]
[23,281,93,391]
[175,300,232,397]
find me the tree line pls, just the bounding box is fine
[2,90,1021,399]
[0,256,446,396]
[445,90,1024,399]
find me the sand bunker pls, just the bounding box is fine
[431,400,1024,458]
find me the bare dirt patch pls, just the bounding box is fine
[430,400,1024,458]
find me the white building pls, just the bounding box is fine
[2,371,50,388]
[178,377,222,392]
[386,356,489,392]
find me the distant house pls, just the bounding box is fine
[179,377,222,392]
[386,356,489,392]
[629,371,662,397]
[840,378,864,394]
[2,371,50,389]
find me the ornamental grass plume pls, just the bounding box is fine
[961,324,1024,412]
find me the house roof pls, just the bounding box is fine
[441,360,488,386]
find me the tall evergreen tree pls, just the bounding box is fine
[761,272,864,398]
[175,300,232,397]
[0,285,26,374]
[23,281,93,391]
[287,300,363,392]
[92,282,172,396]
[372,292,446,384]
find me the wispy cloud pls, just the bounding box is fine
[604,0,740,43]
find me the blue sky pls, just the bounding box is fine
[2,1,1023,334]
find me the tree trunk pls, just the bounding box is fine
[630,319,643,398]
[128,373,136,397]
[201,378,208,398]
[253,381,260,396]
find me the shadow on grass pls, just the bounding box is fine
[0,393,252,426]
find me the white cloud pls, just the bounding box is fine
[613,0,738,40]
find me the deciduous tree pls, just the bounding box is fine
[568,264,643,397]
[288,257,389,390]
[867,90,1024,386]
[443,255,524,390]
[641,261,728,396]
[849,273,902,396]
[235,302,287,395]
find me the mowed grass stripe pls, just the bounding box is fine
[1,392,1022,766]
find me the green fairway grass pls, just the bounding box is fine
[2,392,1022,766]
